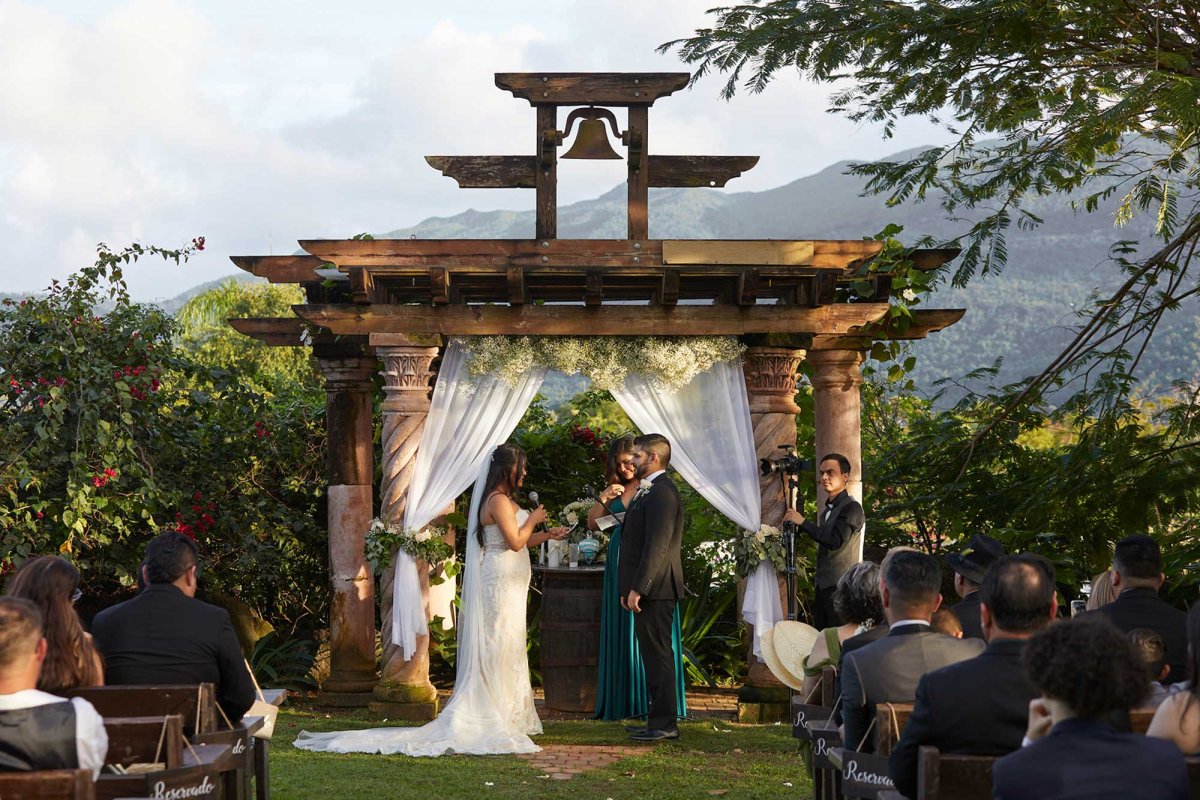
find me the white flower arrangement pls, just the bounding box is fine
[456,335,745,392]
[559,499,594,529]
[364,518,455,575]
[733,523,788,577]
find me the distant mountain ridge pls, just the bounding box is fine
[26,144,1192,399]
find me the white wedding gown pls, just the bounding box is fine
[294,510,542,756]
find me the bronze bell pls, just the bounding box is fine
[561,107,623,160]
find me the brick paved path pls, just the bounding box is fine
[518,744,644,780]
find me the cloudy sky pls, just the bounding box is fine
[0,0,950,300]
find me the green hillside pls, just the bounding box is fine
[380,150,1189,397]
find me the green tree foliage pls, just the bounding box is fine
[0,244,328,634]
[175,279,318,394]
[664,1,1200,415]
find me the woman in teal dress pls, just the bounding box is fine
[589,434,687,721]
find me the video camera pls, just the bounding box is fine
[759,444,810,478]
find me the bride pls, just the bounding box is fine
[295,443,568,756]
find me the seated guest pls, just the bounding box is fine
[799,561,882,701]
[945,533,1004,639]
[92,532,255,722]
[930,608,963,638]
[1129,628,1171,708]
[5,556,104,691]
[1086,569,1119,610]
[1148,605,1200,752]
[993,616,1187,799]
[833,546,915,723]
[1086,534,1186,682]
[841,550,984,753]
[889,554,1057,798]
[0,597,107,778]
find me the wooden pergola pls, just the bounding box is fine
[229,72,963,719]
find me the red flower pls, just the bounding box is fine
[35,511,44,520]
[37,398,45,408]
[192,236,206,251]
[193,491,203,501]
[201,514,215,526]
[175,523,195,540]
[55,377,66,387]
[104,467,117,478]
[150,379,160,392]
[113,370,122,380]
[91,476,105,488]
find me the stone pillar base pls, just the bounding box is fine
[315,690,376,708]
[321,671,379,694]
[368,700,438,721]
[736,684,791,723]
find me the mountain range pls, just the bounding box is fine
[15,145,1190,402]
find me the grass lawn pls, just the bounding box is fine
[269,704,812,800]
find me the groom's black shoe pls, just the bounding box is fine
[624,724,648,733]
[629,728,679,742]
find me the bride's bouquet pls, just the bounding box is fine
[365,518,456,579]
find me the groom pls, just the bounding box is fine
[618,433,685,742]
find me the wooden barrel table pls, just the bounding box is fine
[534,564,605,712]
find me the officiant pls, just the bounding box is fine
[587,434,686,722]
[783,453,865,628]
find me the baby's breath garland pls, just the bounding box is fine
[457,336,745,391]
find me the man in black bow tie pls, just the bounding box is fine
[784,453,865,628]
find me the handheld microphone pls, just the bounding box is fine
[528,491,546,533]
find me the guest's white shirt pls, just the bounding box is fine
[0,689,108,778]
[890,619,932,629]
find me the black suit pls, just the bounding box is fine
[800,490,865,628]
[841,623,984,753]
[992,717,1188,800]
[951,591,984,640]
[888,638,1035,798]
[1088,587,1187,683]
[92,584,256,721]
[617,473,684,731]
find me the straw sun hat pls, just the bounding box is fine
[760,619,820,691]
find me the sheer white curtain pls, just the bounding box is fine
[611,358,781,660]
[392,341,546,660]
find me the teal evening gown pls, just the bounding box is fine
[593,496,688,721]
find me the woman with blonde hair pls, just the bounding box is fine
[1086,569,1119,610]
[5,555,104,691]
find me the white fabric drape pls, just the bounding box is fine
[391,341,546,660]
[611,359,760,531]
[743,560,784,659]
[611,358,782,659]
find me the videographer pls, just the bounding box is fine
[783,453,864,628]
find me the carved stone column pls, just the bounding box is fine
[370,340,440,720]
[807,349,865,511]
[738,346,804,720]
[315,348,378,706]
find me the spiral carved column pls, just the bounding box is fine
[737,347,805,717]
[314,350,378,707]
[371,342,440,720]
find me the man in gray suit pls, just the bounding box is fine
[841,550,985,753]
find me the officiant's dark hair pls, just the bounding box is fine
[605,435,636,485]
[475,444,527,546]
[634,434,671,469]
